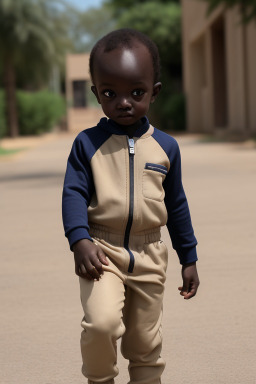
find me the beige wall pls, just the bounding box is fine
[66,54,90,80]
[182,0,256,135]
[66,53,90,109]
[66,54,104,132]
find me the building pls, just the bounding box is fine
[182,0,256,136]
[66,54,104,132]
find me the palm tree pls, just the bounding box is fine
[0,0,71,137]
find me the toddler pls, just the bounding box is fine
[62,28,200,384]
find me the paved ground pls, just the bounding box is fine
[0,131,255,384]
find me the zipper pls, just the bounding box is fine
[124,137,135,273]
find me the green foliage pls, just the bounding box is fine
[150,83,186,131]
[0,90,66,137]
[0,0,73,136]
[0,89,66,137]
[106,0,180,17]
[70,4,116,52]
[0,90,7,137]
[164,93,186,131]
[0,0,73,88]
[16,91,65,135]
[203,0,256,22]
[0,147,23,156]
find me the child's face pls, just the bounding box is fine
[91,43,161,128]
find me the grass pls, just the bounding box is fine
[0,147,25,156]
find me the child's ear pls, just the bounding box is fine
[151,82,162,103]
[91,85,101,104]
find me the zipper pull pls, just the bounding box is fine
[128,138,135,155]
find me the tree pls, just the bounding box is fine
[203,0,256,22]
[69,4,116,53]
[0,0,72,137]
[106,0,180,17]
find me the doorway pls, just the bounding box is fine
[72,80,87,108]
[211,16,228,128]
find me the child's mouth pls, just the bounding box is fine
[118,114,133,119]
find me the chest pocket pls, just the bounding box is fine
[142,163,168,201]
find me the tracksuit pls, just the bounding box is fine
[62,116,197,384]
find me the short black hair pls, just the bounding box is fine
[89,28,161,83]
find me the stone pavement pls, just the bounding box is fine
[0,131,255,384]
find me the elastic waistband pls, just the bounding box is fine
[89,223,161,246]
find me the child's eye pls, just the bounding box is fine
[132,89,145,97]
[103,90,115,98]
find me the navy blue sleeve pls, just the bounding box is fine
[62,132,94,250]
[153,129,198,265]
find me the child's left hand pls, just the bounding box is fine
[178,262,200,300]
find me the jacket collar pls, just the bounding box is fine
[98,116,150,138]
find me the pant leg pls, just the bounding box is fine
[79,267,126,383]
[121,240,168,384]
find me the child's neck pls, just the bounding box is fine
[114,119,143,138]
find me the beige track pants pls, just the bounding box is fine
[79,225,168,384]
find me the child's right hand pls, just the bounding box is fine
[73,239,109,281]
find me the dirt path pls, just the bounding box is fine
[0,132,255,384]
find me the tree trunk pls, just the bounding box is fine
[3,58,19,138]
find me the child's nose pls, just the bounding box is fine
[116,96,132,110]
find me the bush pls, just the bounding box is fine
[163,93,186,131]
[17,91,65,135]
[0,89,65,137]
[0,90,7,138]
[150,91,186,132]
